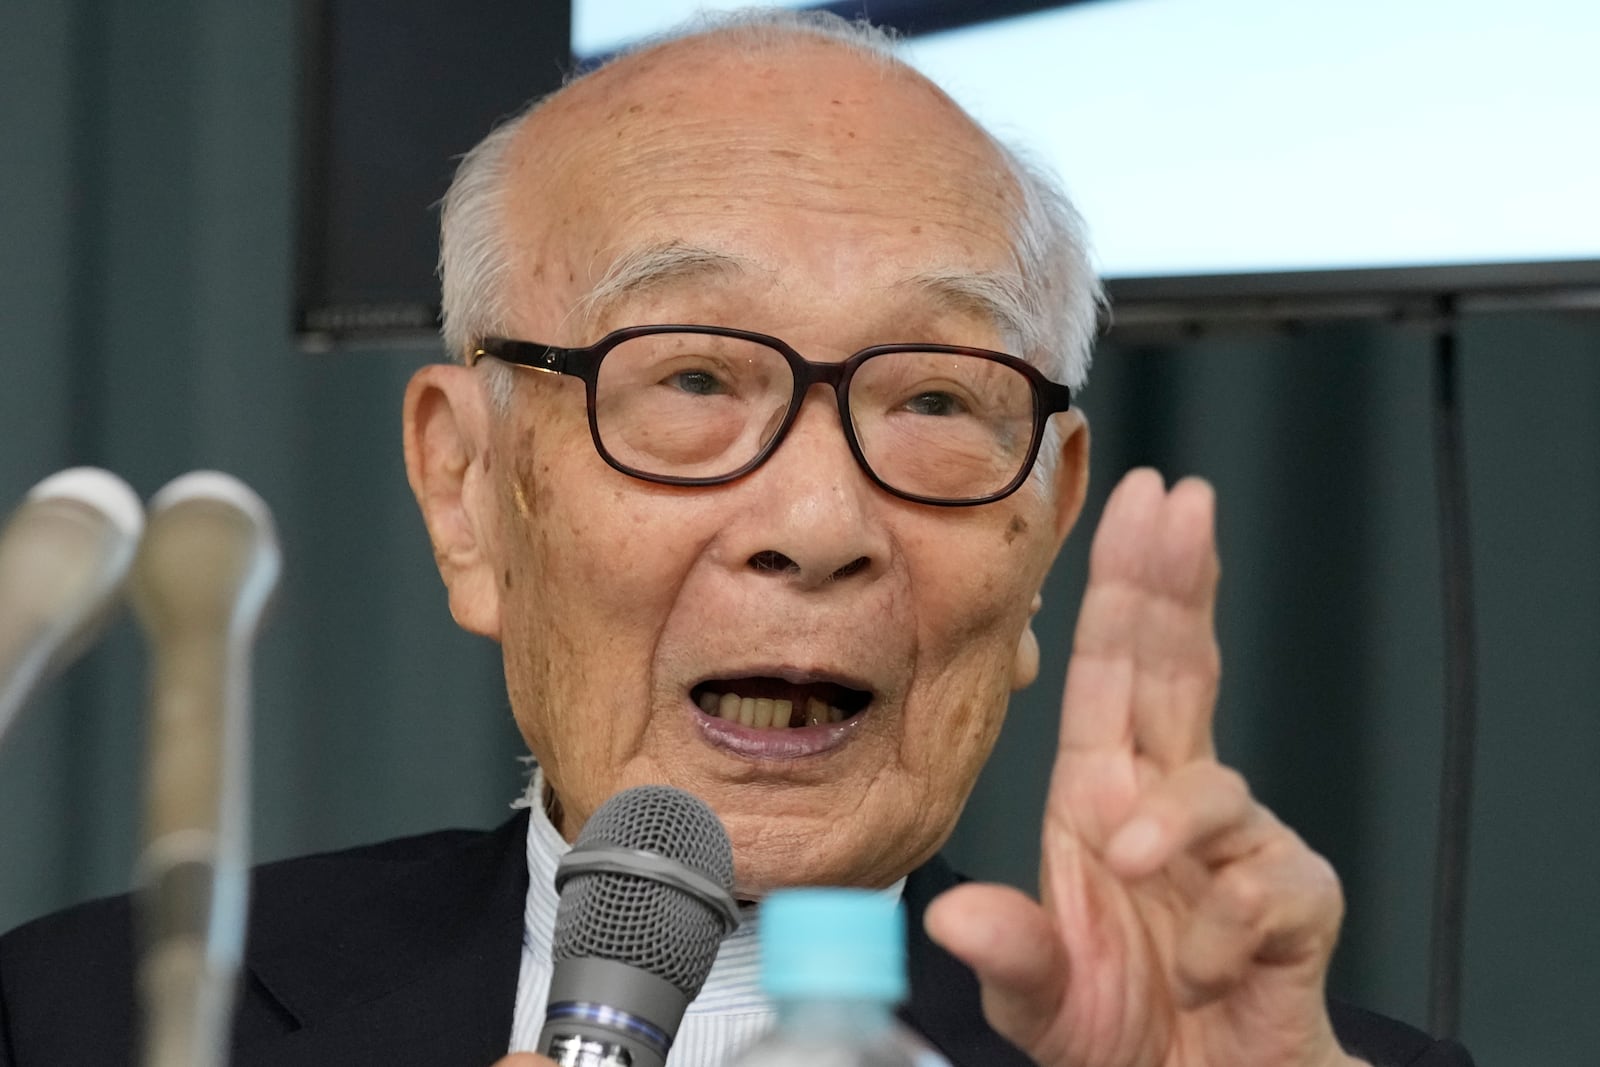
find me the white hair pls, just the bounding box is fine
[437,8,1103,423]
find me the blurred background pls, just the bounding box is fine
[2,1,1597,1064]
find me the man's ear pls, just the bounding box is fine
[1011,592,1044,690]
[403,363,503,639]
[1011,411,1090,691]
[1047,409,1091,553]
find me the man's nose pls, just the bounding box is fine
[725,385,891,590]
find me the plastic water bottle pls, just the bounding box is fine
[731,888,949,1067]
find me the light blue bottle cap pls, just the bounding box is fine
[758,888,907,1002]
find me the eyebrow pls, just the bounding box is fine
[572,241,753,329]
[570,242,1038,355]
[898,268,1038,354]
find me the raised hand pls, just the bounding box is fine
[927,469,1361,1067]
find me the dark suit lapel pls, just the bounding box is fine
[899,855,1035,1067]
[234,813,531,1067]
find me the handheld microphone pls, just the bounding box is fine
[540,785,740,1067]
[0,467,143,750]
[130,471,281,1067]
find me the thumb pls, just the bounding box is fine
[924,882,1069,1055]
[490,1056,558,1066]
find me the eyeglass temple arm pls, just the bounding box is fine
[1040,379,1074,414]
[470,339,571,375]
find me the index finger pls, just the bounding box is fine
[1057,468,1167,758]
[1057,472,1221,770]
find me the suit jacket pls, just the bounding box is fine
[0,812,1473,1066]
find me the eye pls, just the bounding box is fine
[664,369,727,396]
[902,390,967,416]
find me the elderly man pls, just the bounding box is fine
[0,10,1471,1067]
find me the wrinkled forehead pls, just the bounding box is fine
[499,34,1030,343]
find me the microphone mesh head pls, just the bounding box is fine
[553,785,735,998]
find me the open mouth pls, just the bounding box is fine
[691,677,873,729]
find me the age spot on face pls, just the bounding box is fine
[1005,514,1028,545]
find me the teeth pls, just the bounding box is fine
[698,691,856,728]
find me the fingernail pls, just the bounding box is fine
[1110,816,1163,870]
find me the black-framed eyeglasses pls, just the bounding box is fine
[470,324,1073,507]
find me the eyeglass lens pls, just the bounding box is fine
[592,332,1037,501]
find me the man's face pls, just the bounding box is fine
[421,38,1086,894]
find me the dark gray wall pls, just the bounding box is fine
[3,3,1596,1064]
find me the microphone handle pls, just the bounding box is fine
[139,622,248,1067]
[132,476,277,1067]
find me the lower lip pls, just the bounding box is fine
[692,704,865,759]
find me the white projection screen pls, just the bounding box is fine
[574,0,1600,309]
